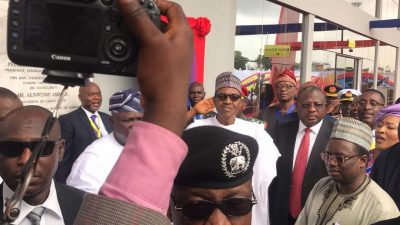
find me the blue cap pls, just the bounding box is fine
[109,89,143,113]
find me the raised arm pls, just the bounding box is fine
[99,0,193,215]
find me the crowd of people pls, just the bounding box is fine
[187,69,400,225]
[1,0,400,224]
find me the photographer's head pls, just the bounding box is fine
[171,126,258,225]
[79,82,102,113]
[0,105,64,205]
[0,87,22,122]
[109,89,144,145]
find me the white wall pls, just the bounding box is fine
[173,0,237,96]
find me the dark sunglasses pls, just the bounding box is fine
[173,195,257,220]
[0,140,59,158]
[215,93,243,102]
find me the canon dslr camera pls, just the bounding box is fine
[7,0,160,76]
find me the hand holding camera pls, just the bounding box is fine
[8,0,160,76]
[117,0,194,135]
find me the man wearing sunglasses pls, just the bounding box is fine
[0,87,23,185]
[187,72,280,225]
[171,126,258,225]
[0,106,85,225]
[296,117,399,225]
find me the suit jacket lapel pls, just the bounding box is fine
[55,183,84,225]
[285,121,299,170]
[77,107,97,140]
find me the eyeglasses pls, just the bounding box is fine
[215,93,243,102]
[320,152,363,164]
[274,84,295,90]
[299,103,326,110]
[358,100,384,108]
[0,140,59,158]
[173,195,257,220]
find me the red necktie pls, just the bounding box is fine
[289,127,311,218]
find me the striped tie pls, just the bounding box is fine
[90,114,102,138]
[90,115,99,129]
[26,206,46,225]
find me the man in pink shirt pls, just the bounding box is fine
[72,0,194,224]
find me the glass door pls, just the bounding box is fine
[335,54,360,89]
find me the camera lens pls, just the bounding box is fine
[104,36,135,63]
[112,42,126,56]
[101,0,113,6]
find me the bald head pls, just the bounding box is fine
[0,87,21,99]
[78,82,102,113]
[189,82,203,90]
[188,82,205,106]
[79,82,100,95]
[0,105,61,141]
[0,87,22,122]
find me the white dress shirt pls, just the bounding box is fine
[67,133,123,194]
[2,180,64,225]
[187,116,281,225]
[81,106,109,137]
[292,120,323,169]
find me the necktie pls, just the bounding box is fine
[289,127,311,218]
[26,206,46,225]
[90,114,101,138]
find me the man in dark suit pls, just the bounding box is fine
[0,106,84,225]
[55,82,113,183]
[269,85,334,225]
